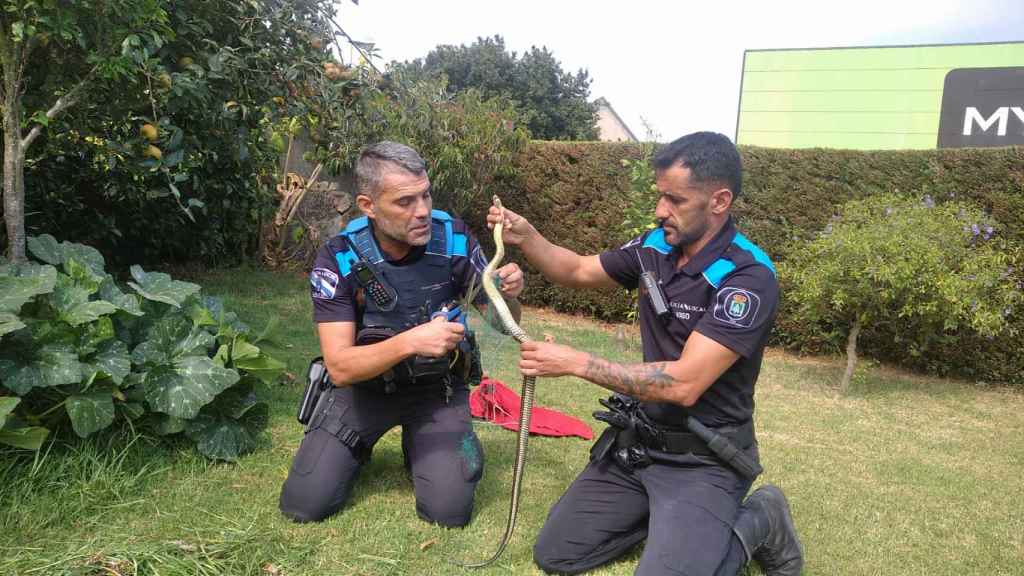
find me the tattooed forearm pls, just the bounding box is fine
[582,354,677,401]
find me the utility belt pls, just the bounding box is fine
[641,420,754,456]
[590,395,759,478]
[352,317,481,401]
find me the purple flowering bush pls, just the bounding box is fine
[781,194,1022,392]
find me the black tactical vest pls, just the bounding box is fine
[332,210,470,392]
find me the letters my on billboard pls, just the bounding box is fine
[938,67,1024,148]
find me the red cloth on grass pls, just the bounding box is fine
[469,377,593,440]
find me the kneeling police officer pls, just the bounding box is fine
[488,132,803,575]
[279,141,524,526]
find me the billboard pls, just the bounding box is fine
[736,42,1024,150]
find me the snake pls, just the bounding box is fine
[453,195,536,569]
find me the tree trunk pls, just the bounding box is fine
[3,91,25,262]
[839,318,862,394]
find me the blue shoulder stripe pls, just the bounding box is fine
[452,233,468,257]
[642,228,672,254]
[343,215,369,235]
[702,259,736,289]
[335,249,359,277]
[701,232,775,288]
[424,211,454,257]
[432,210,454,256]
[732,233,776,276]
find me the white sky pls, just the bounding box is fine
[337,0,1024,141]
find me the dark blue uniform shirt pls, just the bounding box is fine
[599,218,778,428]
[309,217,489,323]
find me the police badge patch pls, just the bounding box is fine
[713,287,760,328]
[310,267,339,299]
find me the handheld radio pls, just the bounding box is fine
[351,260,398,311]
[637,250,673,324]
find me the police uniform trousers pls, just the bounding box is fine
[533,446,758,576]
[278,382,484,526]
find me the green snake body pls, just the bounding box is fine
[456,196,536,569]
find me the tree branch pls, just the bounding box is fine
[20,66,97,150]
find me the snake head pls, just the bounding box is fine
[492,195,503,210]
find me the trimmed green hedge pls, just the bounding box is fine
[470,141,645,321]
[479,142,1024,386]
[736,146,1024,258]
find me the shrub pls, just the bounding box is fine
[619,143,659,240]
[12,0,346,267]
[781,194,1022,392]
[0,236,284,460]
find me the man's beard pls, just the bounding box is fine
[659,217,708,249]
[376,218,430,247]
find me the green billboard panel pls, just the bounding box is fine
[736,42,1024,150]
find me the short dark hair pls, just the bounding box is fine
[652,132,742,199]
[355,141,427,199]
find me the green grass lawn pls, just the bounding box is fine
[2,267,1022,575]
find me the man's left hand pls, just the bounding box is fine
[519,340,586,378]
[494,263,524,299]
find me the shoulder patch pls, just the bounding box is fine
[470,243,488,273]
[713,287,760,328]
[310,267,339,300]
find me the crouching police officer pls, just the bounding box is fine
[279,141,524,526]
[487,132,803,575]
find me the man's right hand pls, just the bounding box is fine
[404,315,465,358]
[486,204,535,247]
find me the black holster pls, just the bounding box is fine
[297,357,331,425]
[305,387,371,464]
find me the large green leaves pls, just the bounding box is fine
[0,398,49,450]
[0,422,50,450]
[132,314,215,366]
[62,245,106,276]
[50,273,118,327]
[0,344,84,395]
[98,276,143,316]
[0,397,19,428]
[77,317,116,355]
[0,261,57,314]
[128,265,200,308]
[66,391,116,438]
[200,295,250,337]
[27,234,105,275]
[0,313,25,338]
[226,336,285,384]
[143,356,240,419]
[149,413,188,435]
[89,340,131,385]
[26,235,62,266]
[4,236,276,459]
[185,382,268,461]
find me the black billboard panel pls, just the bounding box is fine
[938,67,1024,148]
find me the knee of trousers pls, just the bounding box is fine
[277,430,361,523]
[415,487,475,527]
[278,475,350,523]
[533,536,591,575]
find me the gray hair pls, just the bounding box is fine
[354,141,427,199]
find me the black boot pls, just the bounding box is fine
[732,484,804,576]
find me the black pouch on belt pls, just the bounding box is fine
[590,395,652,470]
